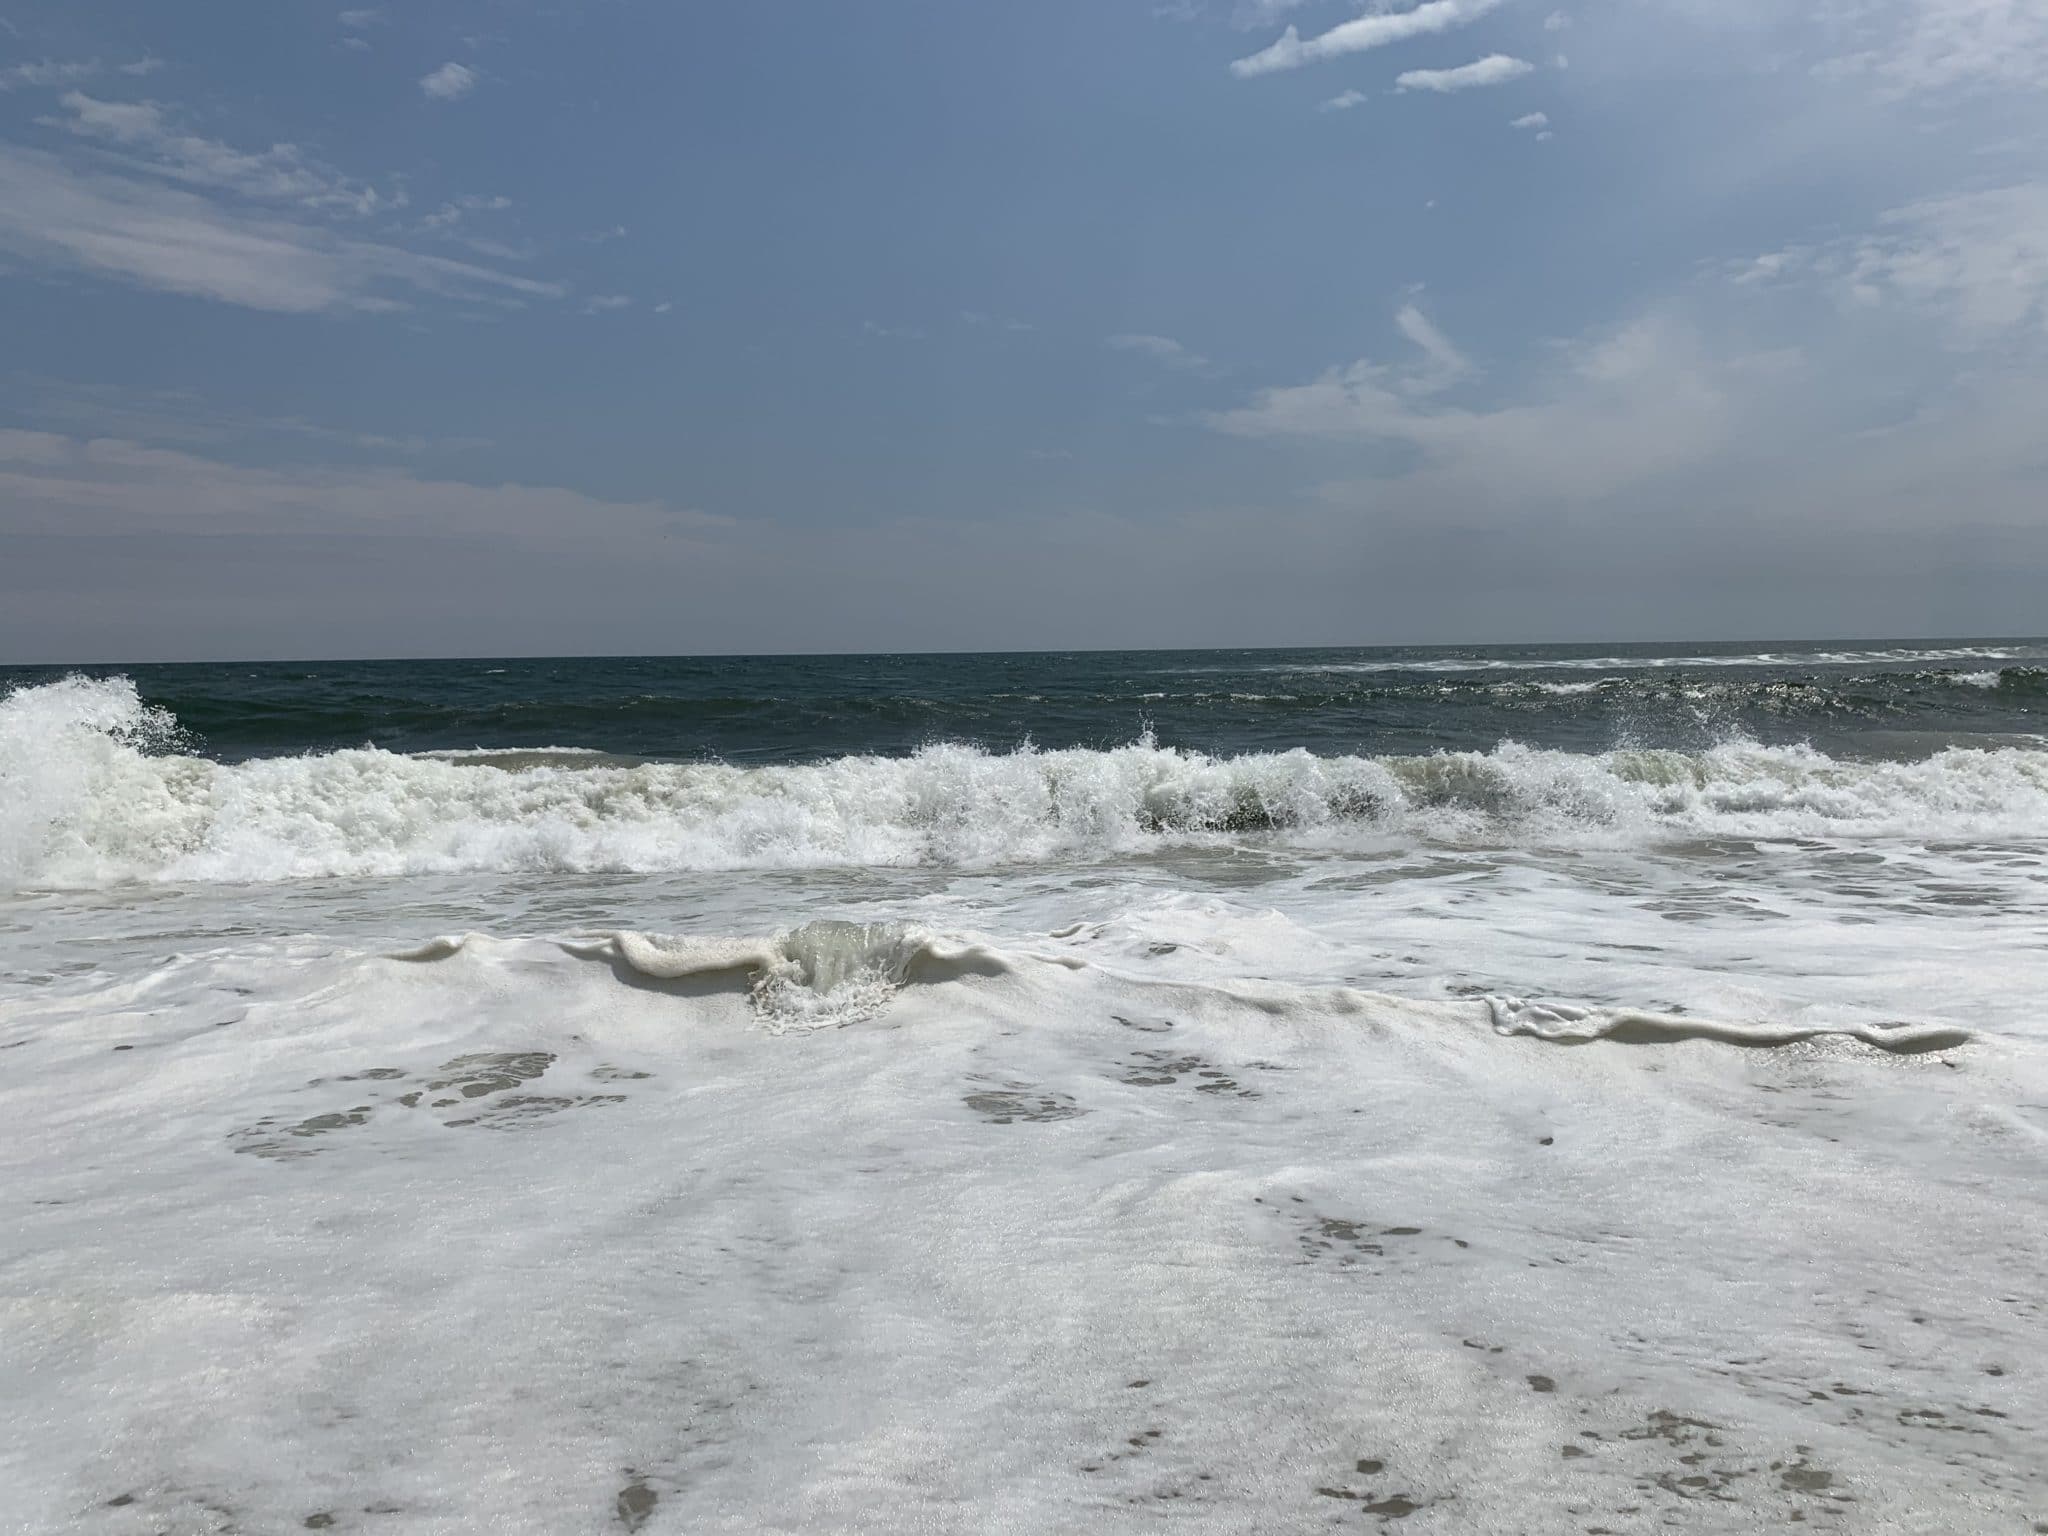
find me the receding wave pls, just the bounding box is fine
[6,676,2048,887]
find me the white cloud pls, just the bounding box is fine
[1739,183,2048,343]
[1107,333,1216,373]
[654,301,673,315]
[51,92,395,216]
[1855,185,2048,336]
[1320,89,1369,111]
[337,8,381,26]
[1392,304,1472,389]
[1511,111,1550,129]
[1853,0,2048,95]
[419,62,477,101]
[1232,0,1506,77]
[0,144,563,313]
[582,294,633,314]
[1396,54,1534,92]
[1543,10,1571,30]
[1806,183,2048,340]
[1209,308,1738,501]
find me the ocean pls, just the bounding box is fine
[3,641,2045,1533]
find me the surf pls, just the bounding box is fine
[6,675,2048,888]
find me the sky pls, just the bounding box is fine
[0,0,2044,660]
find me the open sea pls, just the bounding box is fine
[3,641,2046,1534]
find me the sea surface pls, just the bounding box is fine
[3,642,2046,1534]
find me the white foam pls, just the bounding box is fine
[7,677,2048,889]
[0,930,2040,1532]
[1486,994,1971,1052]
[550,921,1017,1030]
[1255,645,2034,675]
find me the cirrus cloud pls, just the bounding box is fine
[0,144,561,313]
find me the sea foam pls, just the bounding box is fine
[1,926,2038,1532]
[5,676,2048,887]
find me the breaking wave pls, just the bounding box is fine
[1268,645,2034,675]
[6,675,2048,888]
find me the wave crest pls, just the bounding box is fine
[4,677,2047,887]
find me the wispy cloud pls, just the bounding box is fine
[1396,54,1534,92]
[1828,0,2048,96]
[960,310,1035,332]
[1210,308,1737,501]
[421,193,513,231]
[1319,89,1369,112]
[581,294,632,314]
[0,57,160,92]
[1107,332,1217,374]
[1231,0,1506,78]
[1745,183,2048,343]
[50,92,396,216]
[419,62,477,101]
[0,144,562,313]
[1392,304,1472,390]
[2,378,496,456]
[0,59,102,92]
[1230,0,1320,26]
[0,431,729,544]
[1510,111,1550,130]
[1859,184,2048,337]
[337,12,380,52]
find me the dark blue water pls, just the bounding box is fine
[6,641,2044,764]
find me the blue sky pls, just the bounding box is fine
[1,0,2044,659]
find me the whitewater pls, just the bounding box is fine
[2,656,2045,1534]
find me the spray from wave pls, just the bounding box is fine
[5,676,2048,888]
